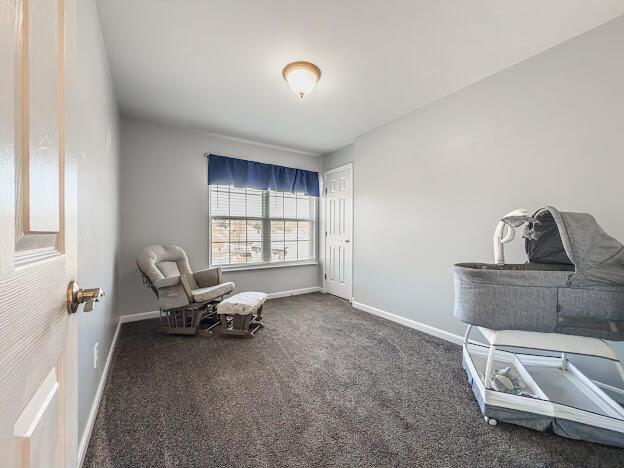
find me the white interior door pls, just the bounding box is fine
[324,165,353,300]
[1,0,79,466]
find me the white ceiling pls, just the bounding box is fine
[96,1,624,155]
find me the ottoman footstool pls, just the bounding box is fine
[217,292,267,338]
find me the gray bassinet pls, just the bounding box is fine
[454,206,624,340]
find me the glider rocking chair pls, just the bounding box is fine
[137,244,235,335]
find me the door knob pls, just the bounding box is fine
[344,239,350,243]
[67,281,106,313]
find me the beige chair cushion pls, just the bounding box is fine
[157,261,181,278]
[137,245,193,284]
[192,282,235,303]
[185,273,200,290]
[153,276,181,288]
[217,292,267,316]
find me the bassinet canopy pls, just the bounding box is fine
[453,206,624,340]
[518,206,624,288]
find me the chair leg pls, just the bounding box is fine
[218,312,264,338]
[220,314,229,327]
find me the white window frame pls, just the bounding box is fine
[208,186,318,271]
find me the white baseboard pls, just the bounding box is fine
[77,319,122,467]
[120,309,160,323]
[267,286,322,299]
[352,300,465,345]
[118,287,323,324]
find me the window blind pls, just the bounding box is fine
[210,185,316,266]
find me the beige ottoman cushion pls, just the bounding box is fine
[217,292,267,316]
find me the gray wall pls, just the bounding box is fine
[119,117,322,317]
[68,0,121,444]
[322,143,354,171]
[324,17,624,382]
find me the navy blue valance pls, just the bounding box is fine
[207,154,320,197]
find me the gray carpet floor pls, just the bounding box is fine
[84,293,624,467]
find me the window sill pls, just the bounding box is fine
[216,260,319,273]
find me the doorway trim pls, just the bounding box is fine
[320,163,354,301]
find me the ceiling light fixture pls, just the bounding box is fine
[282,61,321,98]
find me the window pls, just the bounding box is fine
[210,185,316,267]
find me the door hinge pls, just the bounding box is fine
[325,187,328,194]
[324,273,327,280]
[325,231,327,237]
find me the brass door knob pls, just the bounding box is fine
[67,281,106,313]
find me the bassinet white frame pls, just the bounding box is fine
[464,325,624,433]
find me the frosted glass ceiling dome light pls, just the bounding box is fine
[282,61,321,98]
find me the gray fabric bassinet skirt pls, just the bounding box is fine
[453,262,624,341]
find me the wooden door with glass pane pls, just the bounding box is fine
[0,0,78,466]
